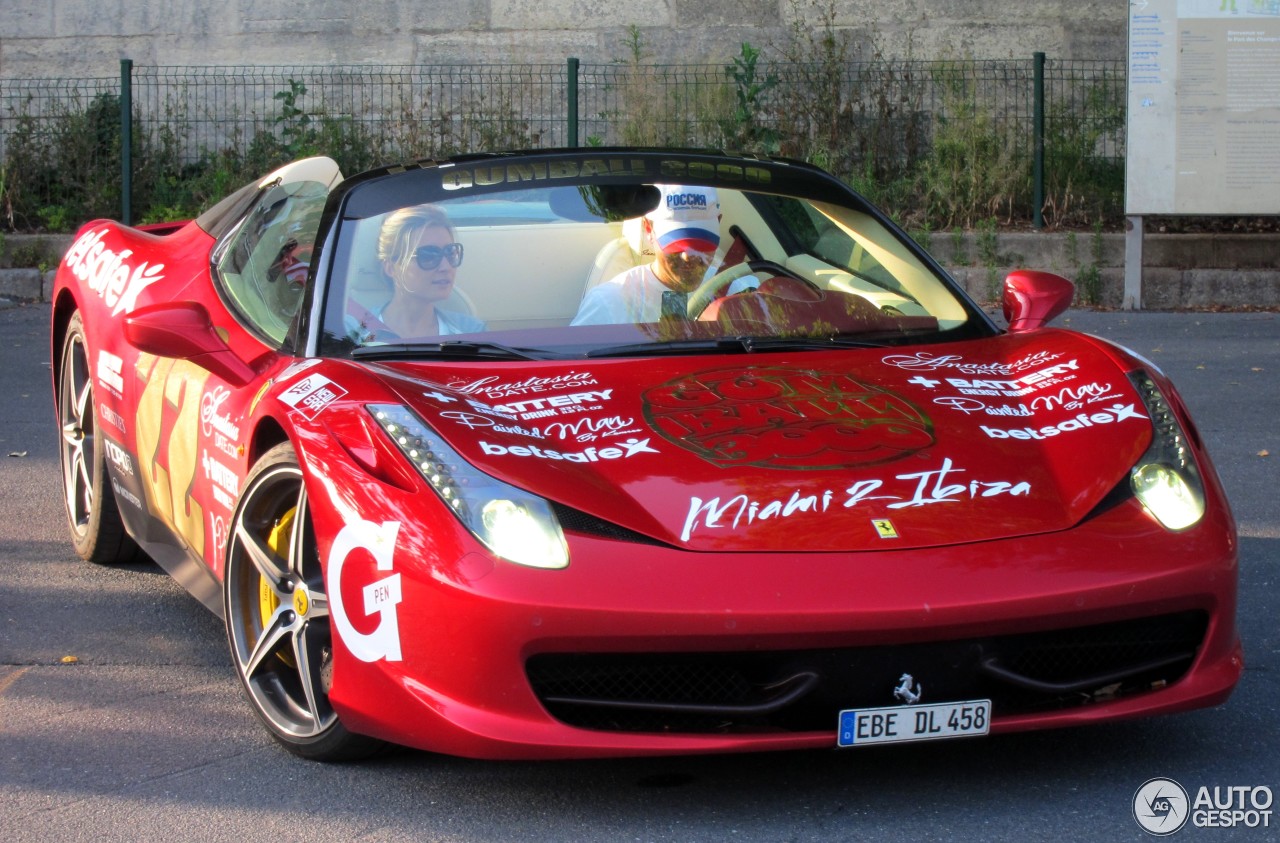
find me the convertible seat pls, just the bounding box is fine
[580,218,645,295]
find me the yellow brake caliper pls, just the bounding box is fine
[259,507,297,667]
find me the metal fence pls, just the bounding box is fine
[0,56,1125,230]
[128,63,574,158]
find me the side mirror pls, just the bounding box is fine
[124,301,257,387]
[1001,270,1075,333]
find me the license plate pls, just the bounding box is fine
[837,699,991,747]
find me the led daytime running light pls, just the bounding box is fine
[368,404,568,569]
[1128,372,1205,531]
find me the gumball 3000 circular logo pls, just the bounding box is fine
[642,367,934,470]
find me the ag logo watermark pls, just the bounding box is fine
[1134,778,1189,836]
[1134,778,1274,835]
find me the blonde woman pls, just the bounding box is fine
[348,204,484,343]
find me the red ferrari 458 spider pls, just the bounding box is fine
[51,149,1241,761]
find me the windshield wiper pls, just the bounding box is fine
[351,340,551,361]
[731,335,893,352]
[586,337,756,358]
[585,335,888,359]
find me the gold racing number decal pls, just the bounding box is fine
[134,354,210,556]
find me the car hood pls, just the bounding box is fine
[367,330,1151,552]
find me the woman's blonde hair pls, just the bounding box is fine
[377,204,455,275]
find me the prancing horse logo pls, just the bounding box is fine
[894,673,922,704]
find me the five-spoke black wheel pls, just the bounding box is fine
[224,442,383,760]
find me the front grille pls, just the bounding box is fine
[526,611,1208,733]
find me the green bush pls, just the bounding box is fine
[4,92,123,230]
[910,65,1031,229]
[1041,80,1125,228]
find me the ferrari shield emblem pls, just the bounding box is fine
[872,519,899,539]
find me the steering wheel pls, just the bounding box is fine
[686,259,822,318]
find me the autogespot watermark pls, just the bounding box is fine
[1133,777,1274,835]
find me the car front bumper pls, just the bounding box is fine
[317,481,1240,760]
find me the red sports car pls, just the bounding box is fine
[51,149,1241,761]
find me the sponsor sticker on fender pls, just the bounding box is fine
[110,476,144,511]
[200,451,239,510]
[278,374,348,420]
[102,436,135,477]
[98,402,127,434]
[97,350,125,397]
[202,386,242,458]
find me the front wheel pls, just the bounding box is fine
[224,442,384,761]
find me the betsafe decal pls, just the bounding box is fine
[64,228,165,317]
[643,367,934,470]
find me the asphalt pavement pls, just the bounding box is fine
[0,301,1276,843]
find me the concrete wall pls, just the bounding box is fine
[5,231,1276,311]
[937,232,1280,311]
[0,1,1127,78]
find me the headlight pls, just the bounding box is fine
[368,404,568,569]
[1128,372,1205,531]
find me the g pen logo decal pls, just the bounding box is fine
[327,520,404,663]
[643,366,933,470]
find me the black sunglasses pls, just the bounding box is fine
[413,242,464,270]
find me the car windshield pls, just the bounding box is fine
[316,153,989,359]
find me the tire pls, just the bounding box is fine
[224,442,385,761]
[57,311,141,564]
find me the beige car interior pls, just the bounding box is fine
[339,184,951,337]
